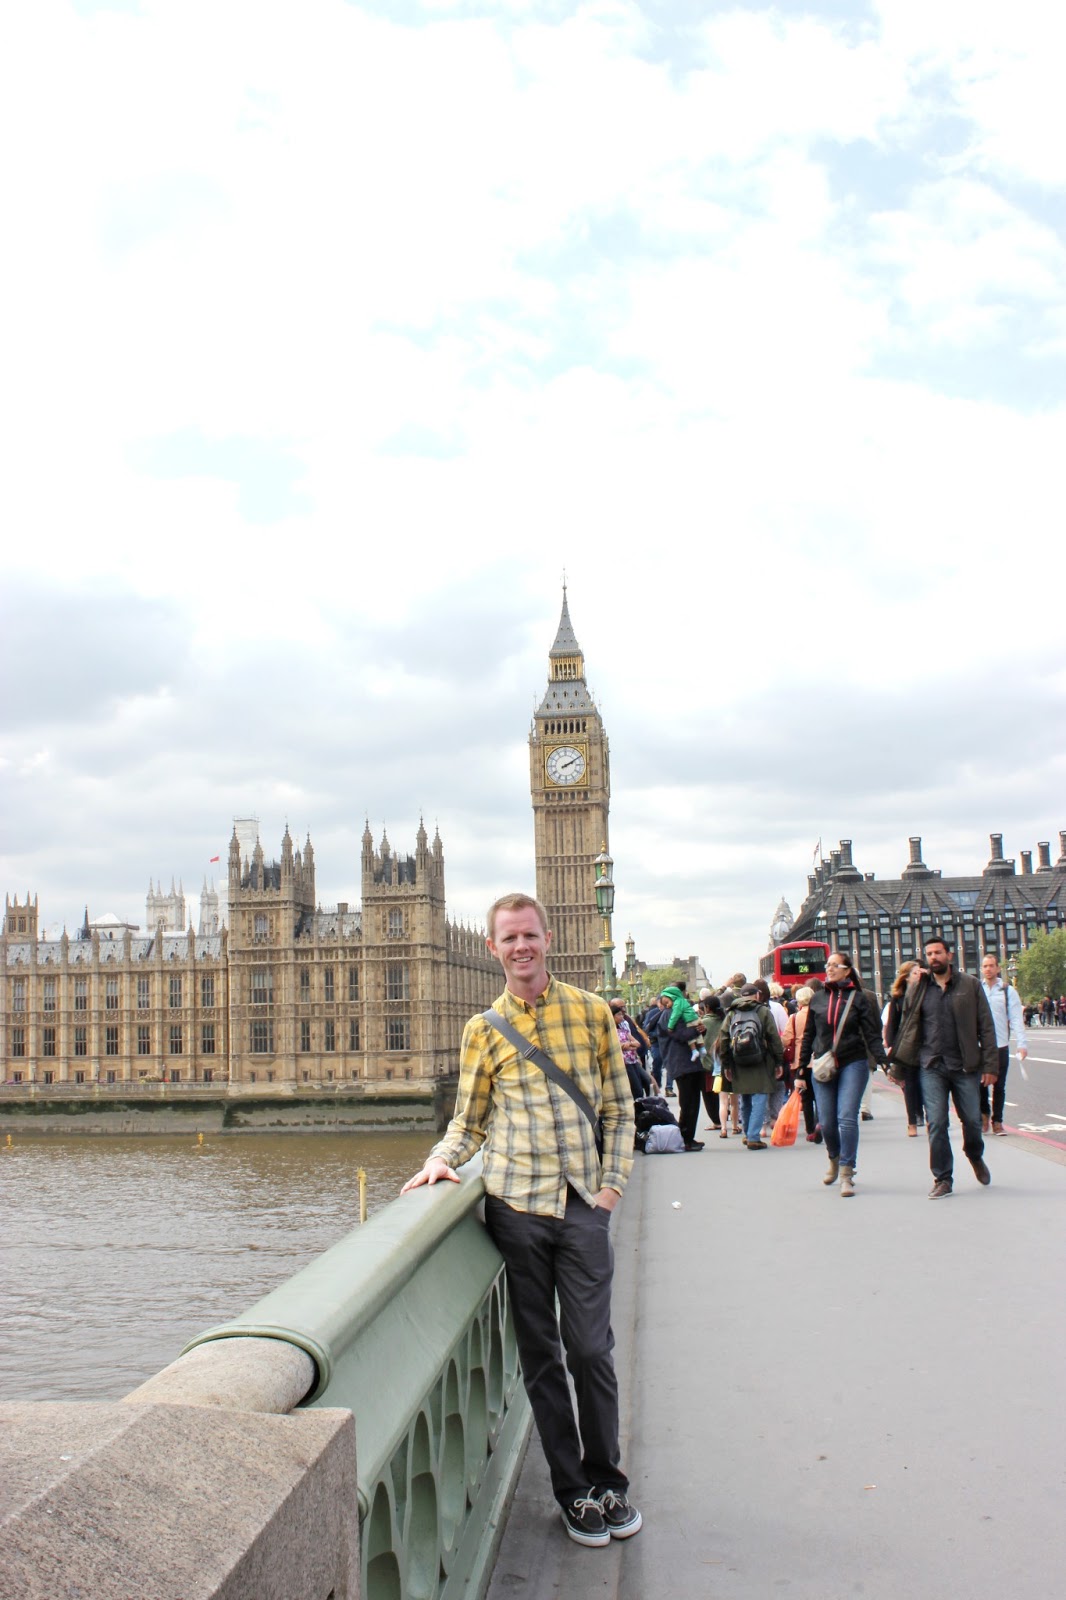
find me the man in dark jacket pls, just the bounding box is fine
[893,937,998,1199]
[660,1002,706,1150]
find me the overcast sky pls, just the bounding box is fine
[2,0,1064,983]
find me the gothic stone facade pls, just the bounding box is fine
[2,822,498,1091]
[530,592,611,992]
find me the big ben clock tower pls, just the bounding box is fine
[530,589,610,992]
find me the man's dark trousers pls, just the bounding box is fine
[675,1070,702,1144]
[979,1045,1010,1124]
[921,1062,985,1184]
[484,1187,628,1507]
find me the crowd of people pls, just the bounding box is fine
[610,937,1025,1199]
[1026,994,1066,1026]
[401,891,1031,1554]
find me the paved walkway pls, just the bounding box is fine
[487,1078,1066,1599]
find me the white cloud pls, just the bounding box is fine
[1,0,1063,982]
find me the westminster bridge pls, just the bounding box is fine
[2,1079,1064,1599]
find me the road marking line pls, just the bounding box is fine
[1013,1127,1066,1147]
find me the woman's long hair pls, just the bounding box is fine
[890,959,918,999]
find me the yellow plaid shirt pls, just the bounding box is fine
[429,976,635,1218]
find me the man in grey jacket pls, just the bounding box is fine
[895,937,998,1199]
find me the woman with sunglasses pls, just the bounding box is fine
[796,951,888,1197]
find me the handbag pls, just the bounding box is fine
[811,993,855,1083]
[770,1086,802,1146]
[483,1007,604,1157]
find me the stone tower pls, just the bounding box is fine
[529,590,610,992]
[4,894,38,941]
[198,879,220,937]
[146,878,186,932]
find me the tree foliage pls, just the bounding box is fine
[1013,929,1066,1002]
[637,964,686,999]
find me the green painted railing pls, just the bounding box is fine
[185,1156,530,1600]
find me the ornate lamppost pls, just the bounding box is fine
[594,847,617,1001]
[623,933,638,1013]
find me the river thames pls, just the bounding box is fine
[0,1130,435,1404]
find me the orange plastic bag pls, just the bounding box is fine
[770,1086,802,1147]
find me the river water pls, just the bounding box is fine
[0,1131,435,1404]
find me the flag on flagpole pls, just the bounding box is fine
[209,856,220,864]
[812,838,822,865]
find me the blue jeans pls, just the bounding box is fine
[921,1063,984,1184]
[812,1057,868,1167]
[740,1092,768,1143]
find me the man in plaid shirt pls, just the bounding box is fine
[402,892,641,1547]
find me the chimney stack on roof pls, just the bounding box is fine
[902,836,933,879]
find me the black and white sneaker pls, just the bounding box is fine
[561,1495,610,1547]
[594,1487,642,1539]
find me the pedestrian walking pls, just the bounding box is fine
[883,961,925,1136]
[978,955,1027,1135]
[717,983,784,1151]
[783,987,820,1141]
[890,936,998,1199]
[797,952,887,1197]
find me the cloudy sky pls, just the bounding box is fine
[2,0,1064,982]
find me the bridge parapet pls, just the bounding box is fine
[183,1155,530,1598]
[0,1157,531,1600]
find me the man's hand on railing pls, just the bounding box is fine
[400,1156,460,1194]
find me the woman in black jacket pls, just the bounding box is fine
[883,960,924,1136]
[797,951,887,1197]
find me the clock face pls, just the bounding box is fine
[546,745,586,785]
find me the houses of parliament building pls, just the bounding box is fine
[1,594,615,1092]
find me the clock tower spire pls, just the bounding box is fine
[530,588,611,992]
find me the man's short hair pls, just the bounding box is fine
[487,893,548,940]
[923,936,952,954]
[729,972,747,987]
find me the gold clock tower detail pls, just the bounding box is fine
[530,589,610,992]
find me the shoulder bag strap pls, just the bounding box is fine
[830,991,856,1053]
[482,1007,599,1136]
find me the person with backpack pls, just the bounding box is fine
[797,951,888,1197]
[717,983,784,1150]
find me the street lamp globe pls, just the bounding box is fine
[594,848,615,916]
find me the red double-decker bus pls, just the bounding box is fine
[759,940,830,989]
